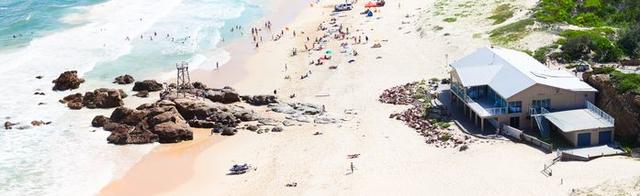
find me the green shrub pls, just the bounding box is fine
[611,71,640,94]
[533,45,557,63]
[592,66,616,74]
[558,30,622,63]
[619,25,640,59]
[443,17,457,23]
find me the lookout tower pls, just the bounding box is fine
[176,61,191,96]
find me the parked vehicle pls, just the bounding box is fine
[334,3,353,12]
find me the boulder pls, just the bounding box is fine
[83,88,126,109]
[92,115,110,127]
[246,124,259,131]
[188,120,217,128]
[110,107,148,126]
[4,121,17,130]
[31,120,49,126]
[105,105,192,144]
[221,127,237,136]
[114,75,135,84]
[192,82,207,89]
[271,126,284,132]
[240,95,278,106]
[205,88,240,104]
[61,93,83,109]
[133,80,163,92]
[134,91,149,98]
[52,71,85,91]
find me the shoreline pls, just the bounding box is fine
[98,0,318,195]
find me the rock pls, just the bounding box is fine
[68,102,84,110]
[258,118,279,126]
[4,121,17,129]
[205,88,240,104]
[314,116,337,124]
[246,124,259,131]
[134,91,149,98]
[584,72,640,144]
[240,95,278,106]
[61,93,83,109]
[221,127,237,136]
[110,107,148,126]
[35,76,43,79]
[92,115,110,127]
[133,80,163,92]
[271,126,284,132]
[52,71,85,91]
[31,120,48,126]
[282,120,295,126]
[192,82,207,89]
[105,105,192,144]
[83,88,126,109]
[459,145,469,151]
[113,74,135,84]
[188,119,217,128]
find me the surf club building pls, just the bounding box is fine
[448,47,615,147]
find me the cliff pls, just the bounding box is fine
[583,72,640,144]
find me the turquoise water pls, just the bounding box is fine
[0,0,266,195]
[0,0,106,49]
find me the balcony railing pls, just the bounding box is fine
[486,107,508,116]
[451,83,509,116]
[586,101,615,125]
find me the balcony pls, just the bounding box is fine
[451,83,509,117]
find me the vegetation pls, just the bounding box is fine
[488,4,514,25]
[533,44,558,63]
[489,18,534,45]
[618,25,640,59]
[443,17,457,23]
[592,67,640,94]
[534,0,640,28]
[554,29,623,63]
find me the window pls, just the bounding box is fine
[531,99,551,110]
[508,101,522,113]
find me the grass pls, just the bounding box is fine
[488,4,514,25]
[489,18,534,45]
[443,17,457,23]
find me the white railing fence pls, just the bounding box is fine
[586,101,615,125]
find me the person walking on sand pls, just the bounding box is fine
[216,62,219,70]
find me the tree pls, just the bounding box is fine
[619,25,640,59]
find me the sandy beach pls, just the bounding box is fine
[100,0,640,195]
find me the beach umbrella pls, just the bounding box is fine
[365,2,377,8]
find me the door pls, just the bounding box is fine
[577,133,591,147]
[598,131,612,145]
[509,116,520,129]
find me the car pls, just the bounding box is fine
[334,3,353,12]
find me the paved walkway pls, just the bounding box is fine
[559,145,626,161]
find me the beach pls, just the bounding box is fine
[100,0,640,195]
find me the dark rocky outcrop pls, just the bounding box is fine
[60,89,126,109]
[134,91,149,98]
[240,95,278,106]
[204,87,240,104]
[584,72,640,144]
[133,80,163,92]
[92,115,110,127]
[221,127,237,136]
[104,105,192,144]
[52,71,85,91]
[4,121,17,130]
[83,88,127,109]
[114,75,135,84]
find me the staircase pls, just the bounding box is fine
[529,107,550,138]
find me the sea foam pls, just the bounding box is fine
[0,0,259,195]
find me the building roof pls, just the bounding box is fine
[544,109,614,133]
[451,47,597,99]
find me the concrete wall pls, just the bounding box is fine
[560,128,614,146]
[505,84,596,129]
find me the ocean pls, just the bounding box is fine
[0,0,264,195]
